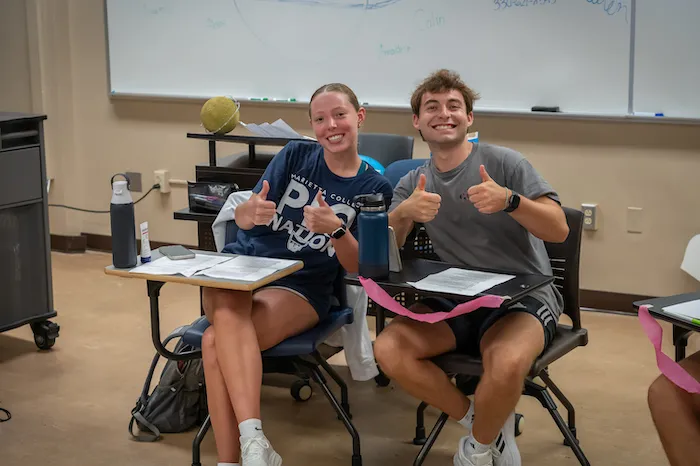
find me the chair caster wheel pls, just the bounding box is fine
[290,379,312,402]
[515,413,524,437]
[374,372,390,387]
[31,320,59,350]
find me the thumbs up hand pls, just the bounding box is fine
[467,165,508,214]
[304,191,343,234]
[250,180,278,225]
[405,173,442,223]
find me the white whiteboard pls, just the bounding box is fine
[105,0,632,114]
[633,0,700,119]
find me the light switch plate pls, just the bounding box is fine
[627,207,643,233]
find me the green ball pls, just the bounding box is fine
[200,96,240,134]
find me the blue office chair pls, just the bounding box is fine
[182,220,362,466]
[357,133,414,168]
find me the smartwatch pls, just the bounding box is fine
[330,224,346,239]
[504,191,521,213]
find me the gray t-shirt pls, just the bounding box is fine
[389,142,564,320]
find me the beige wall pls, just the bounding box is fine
[13,0,700,297]
[0,0,33,112]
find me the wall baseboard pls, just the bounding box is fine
[79,233,197,253]
[580,290,654,315]
[50,233,654,314]
[50,234,87,253]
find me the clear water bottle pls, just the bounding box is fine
[354,193,389,279]
[110,174,137,268]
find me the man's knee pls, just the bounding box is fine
[374,324,415,375]
[482,343,533,388]
[648,375,675,417]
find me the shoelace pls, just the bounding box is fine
[242,436,270,461]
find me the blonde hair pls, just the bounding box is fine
[309,83,361,116]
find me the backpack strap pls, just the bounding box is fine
[129,410,161,442]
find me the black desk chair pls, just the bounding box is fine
[390,207,590,466]
[358,132,414,168]
[180,220,362,466]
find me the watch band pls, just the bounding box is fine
[331,225,346,239]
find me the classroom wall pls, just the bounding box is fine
[8,0,700,298]
[0,0,33,113]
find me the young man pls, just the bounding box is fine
[373,69,569,466]
[648,350,700,466]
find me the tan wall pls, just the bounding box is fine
[15,0,700,297]
[0,0,33,112]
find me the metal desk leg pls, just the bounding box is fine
[673,325,691,362]
[147,280,202,361]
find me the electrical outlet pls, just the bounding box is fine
[125,171,142,192]
[581,203,598,231]
[627,207,643,233]
[154,169,171,193]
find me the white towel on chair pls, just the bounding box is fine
[211,191,378,382]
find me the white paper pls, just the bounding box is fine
[130,254,231,277]
[241,119,316,140]
[662,299,700,321]
[196,255,299,282]
[407,268,515,297]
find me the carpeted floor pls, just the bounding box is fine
[1,251,695,466]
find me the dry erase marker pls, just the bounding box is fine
[250,97,269,101]
[273,98,297,102]
[635,112,664,117]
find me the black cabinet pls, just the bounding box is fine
[0,112,60,349]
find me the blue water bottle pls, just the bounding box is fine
[355,193,389,279]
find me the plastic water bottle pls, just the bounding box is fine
[355,193,389,279]
[110,174,137,268]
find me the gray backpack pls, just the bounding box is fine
[129,325,207,442]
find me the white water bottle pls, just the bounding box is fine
[110,174,137,268]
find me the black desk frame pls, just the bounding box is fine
[634,292,700,362]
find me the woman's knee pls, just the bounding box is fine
[203,288,253,323]
[201,327,218,367]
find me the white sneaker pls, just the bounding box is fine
[454,437,493,466]
[491,412,521,466]
[240,435,282,466]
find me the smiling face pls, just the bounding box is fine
[309,90,365,155]
[412,90,473,146]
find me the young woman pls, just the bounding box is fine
[201,83,393,466]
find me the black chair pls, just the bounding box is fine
[403,207,590,466]
[180,220,362,466]
[358,133,414,168]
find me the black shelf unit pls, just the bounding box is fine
[0,112,60,349]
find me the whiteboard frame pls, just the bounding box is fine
[102,0,700,126]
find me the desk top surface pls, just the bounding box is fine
[345,259,554,303]
[634,292,700,332]
[0,112,47,123]
[104,249,303,291]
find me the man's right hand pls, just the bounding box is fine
[248,180,277,225]
[403,174,441,223]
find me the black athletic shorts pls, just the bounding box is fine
[418,295,557,356]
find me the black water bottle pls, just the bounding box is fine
[110,174,137,268]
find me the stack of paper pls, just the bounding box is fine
[662,299,700,325]
[241,119,316,140]
[407,268,514,297]
[196,256,298,282]
[130,255,231,277]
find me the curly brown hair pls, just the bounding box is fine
[410,69,480,116]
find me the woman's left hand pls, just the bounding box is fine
[304,192,343,235]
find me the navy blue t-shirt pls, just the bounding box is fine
[223,141,393,317]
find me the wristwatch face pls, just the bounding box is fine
[331,226,346,239]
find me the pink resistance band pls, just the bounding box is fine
[637,305,700,394]
[360,277,700,394]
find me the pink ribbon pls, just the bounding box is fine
[359,276,505,324]
[638,305,700,394]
